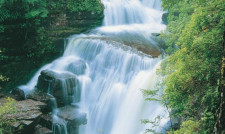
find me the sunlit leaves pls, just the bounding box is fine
[160,0,225,133]
[0,75,9,82]
[168,120,201,134]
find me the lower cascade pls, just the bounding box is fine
[20,0,170,133]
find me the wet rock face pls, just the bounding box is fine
[37,70,80,107]
[66,60,87,75]
[37,70,76,92]
[57,106,87,134]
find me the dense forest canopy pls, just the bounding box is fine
[159,0,225,133]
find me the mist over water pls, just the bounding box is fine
[20,0,169,133]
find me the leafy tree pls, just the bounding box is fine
[156,0,225,133]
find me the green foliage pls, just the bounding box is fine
[0,75,9,82]
[142,89,159,101]
[47,0,104,15]
[159,0,225,133]
[0,50,9,84]
[66,0,104,14]
[168,120,201,134]
[0,0,104,91]
[0,0,55,90]
[0,97,17,134]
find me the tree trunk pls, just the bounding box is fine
[214,31,225,134]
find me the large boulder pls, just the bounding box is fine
[36,70,80,107]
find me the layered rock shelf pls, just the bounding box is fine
[1,68,87,134]
[0,93,52,134]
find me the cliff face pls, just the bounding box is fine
[43,10,104,55]
[45,11,104,41]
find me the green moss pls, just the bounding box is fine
[0,97,17,134]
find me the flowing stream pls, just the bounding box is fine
[20,0,169,133]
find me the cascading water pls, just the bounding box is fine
[20,0,170,133]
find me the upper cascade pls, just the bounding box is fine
[102,0,162,26]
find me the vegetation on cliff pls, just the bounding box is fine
[158,0,225,133]
[0,0,104,91]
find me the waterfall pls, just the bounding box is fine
[20,0,169,133]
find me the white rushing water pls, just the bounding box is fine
[20,0,169,133]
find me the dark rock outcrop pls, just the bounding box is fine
[12,88,25,100]
[36,70,79,107]
[45,11,104,42]
[1,90,87,134]
[39,114,53,130]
